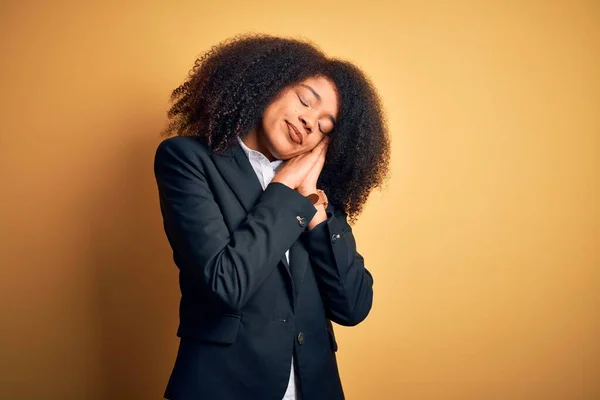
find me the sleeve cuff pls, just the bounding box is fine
[303,209,333,240]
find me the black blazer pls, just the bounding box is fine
[154,135,374,400]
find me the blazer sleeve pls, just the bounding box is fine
[154,138,317,311]
[301,205,374,326]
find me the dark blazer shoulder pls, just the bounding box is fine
[155,135,212,159]
[154,135,223,175]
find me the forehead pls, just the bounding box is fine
[297,76,339,118]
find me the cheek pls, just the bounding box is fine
[261,114,281,141]
[262,106,276,127]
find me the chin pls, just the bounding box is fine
[270,138,297,160]
[270,148,293,161]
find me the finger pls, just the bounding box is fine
[309,137,330,158]
[314,149,326,172]
[321,138,330,154]
[319,138,330,157]
[312,140,328,171]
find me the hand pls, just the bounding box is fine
[296,137,329,196]
[272,137,330,190]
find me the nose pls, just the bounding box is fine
[299,113,315,134]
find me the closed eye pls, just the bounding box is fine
[297,94,308,107]
[297,93,329,134]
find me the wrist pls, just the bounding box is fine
[306,204,327,230]
[303,188,328,209]
[296,186,317,197]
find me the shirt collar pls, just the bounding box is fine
[237,136,284,170]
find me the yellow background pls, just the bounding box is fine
[1,1,598,399]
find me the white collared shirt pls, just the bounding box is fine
[236,136,300,400]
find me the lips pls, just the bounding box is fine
[286,121,303,145]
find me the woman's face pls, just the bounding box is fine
[258,76,339,160]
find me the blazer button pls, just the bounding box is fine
[296,216,307,227]
[297,332,305,345]
[331,233,341,243]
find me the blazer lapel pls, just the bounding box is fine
[210,141,297,306]
[210,142,263,214]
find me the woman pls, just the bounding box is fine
[154,33,390,400]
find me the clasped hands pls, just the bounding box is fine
[271,137,330,230]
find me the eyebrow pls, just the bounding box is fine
[299,83,337,126]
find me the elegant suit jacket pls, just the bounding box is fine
[154,135,374,400]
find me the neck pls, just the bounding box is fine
[241,126,275,161]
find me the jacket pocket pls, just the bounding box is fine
[178,313,241,345]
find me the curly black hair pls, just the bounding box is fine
[161,33,390,224]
